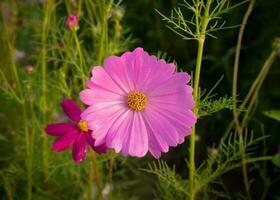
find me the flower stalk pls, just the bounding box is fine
[189,0,212,199]
[41,0,53,178]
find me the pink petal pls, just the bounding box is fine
[147,72,190,95]
[103,55,135,93]
[103,48,176,93]
[81,101,126,130]
[148,132,163,159]
[85,133,107,154]
[81,105,128,146]
[80,88,124,107]
[149,88,195,112]
[149,104,196,144]
[86,79,94,89]
[52,130,79,151]
[45,123,77,136]
[90,66,125,96]
[143,107,180,152]
[61,99,82,122]
[72,134,87,163]
[125,112,149,157]
[106,110,133,153]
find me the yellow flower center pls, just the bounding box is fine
[78,120,89,132]
[127,91,148,111]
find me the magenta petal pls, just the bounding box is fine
[85,133,107,154]
[52,130,79,151]
[45,123,77,136]
[72,134,87,163]
[61,99,82,122]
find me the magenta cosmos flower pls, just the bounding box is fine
[80,47,196,158]
[65,14,79,31]
[45,99,106,163]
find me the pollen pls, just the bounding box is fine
[127,91,148,111]
[78,120,89,132]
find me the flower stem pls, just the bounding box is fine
[108,152,115,200]
[72,31,86,88]
[90,150,103,200]
[231,1,259,198]
[97,0,110,65]
[41,0,52,178]
[241,50,276,127]
[189,1,211,199]
[189,37,205,200]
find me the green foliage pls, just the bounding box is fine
[144,132,268,199]
[198,95,233,117]
[156,0,247,40]
[143,160,187,200]
[272,154,280,169]
[264,110,280,122]
[197,77,233,117]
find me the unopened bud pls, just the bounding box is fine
[24,65,34,73]
[65,14,79,31]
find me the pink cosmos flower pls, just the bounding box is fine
[65,14,79,31]
[45,99,106,163]
[80,47,196,158]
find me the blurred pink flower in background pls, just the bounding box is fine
[80,47,196,158]
[45,99,106,163]
[14,50,26,60]
[24,65,34,73]
[65,14,79,31]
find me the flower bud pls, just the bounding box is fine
[65,14,79,31]
[24,65,34,73]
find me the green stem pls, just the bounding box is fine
[72,31,86,88]
[189,37,205,200]
[231,1,255,197]
[245,156,273,164]
[41,0,52,178]
[2,8,31,199]
[97,1,110,65]
[108,153,115,200]
[90,151,103,200]
[189,1,211,199]
[232,0,256,133]
[241,51,276,127]
[225,49,277,137]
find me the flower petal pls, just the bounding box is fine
[124,112,149,157]
[61,99,82,122]
[105,110,133,153]
[103,54,135,93]
[86,79,94,89]
[72,134,87,163]
[143,107,181,155]
[149,104,196,144]
[80,88,124,107]
[85,133,107,154]
[52,130,79,151]
[90,66,125,96]
[81,104,128,146]
[45,123,77,136]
